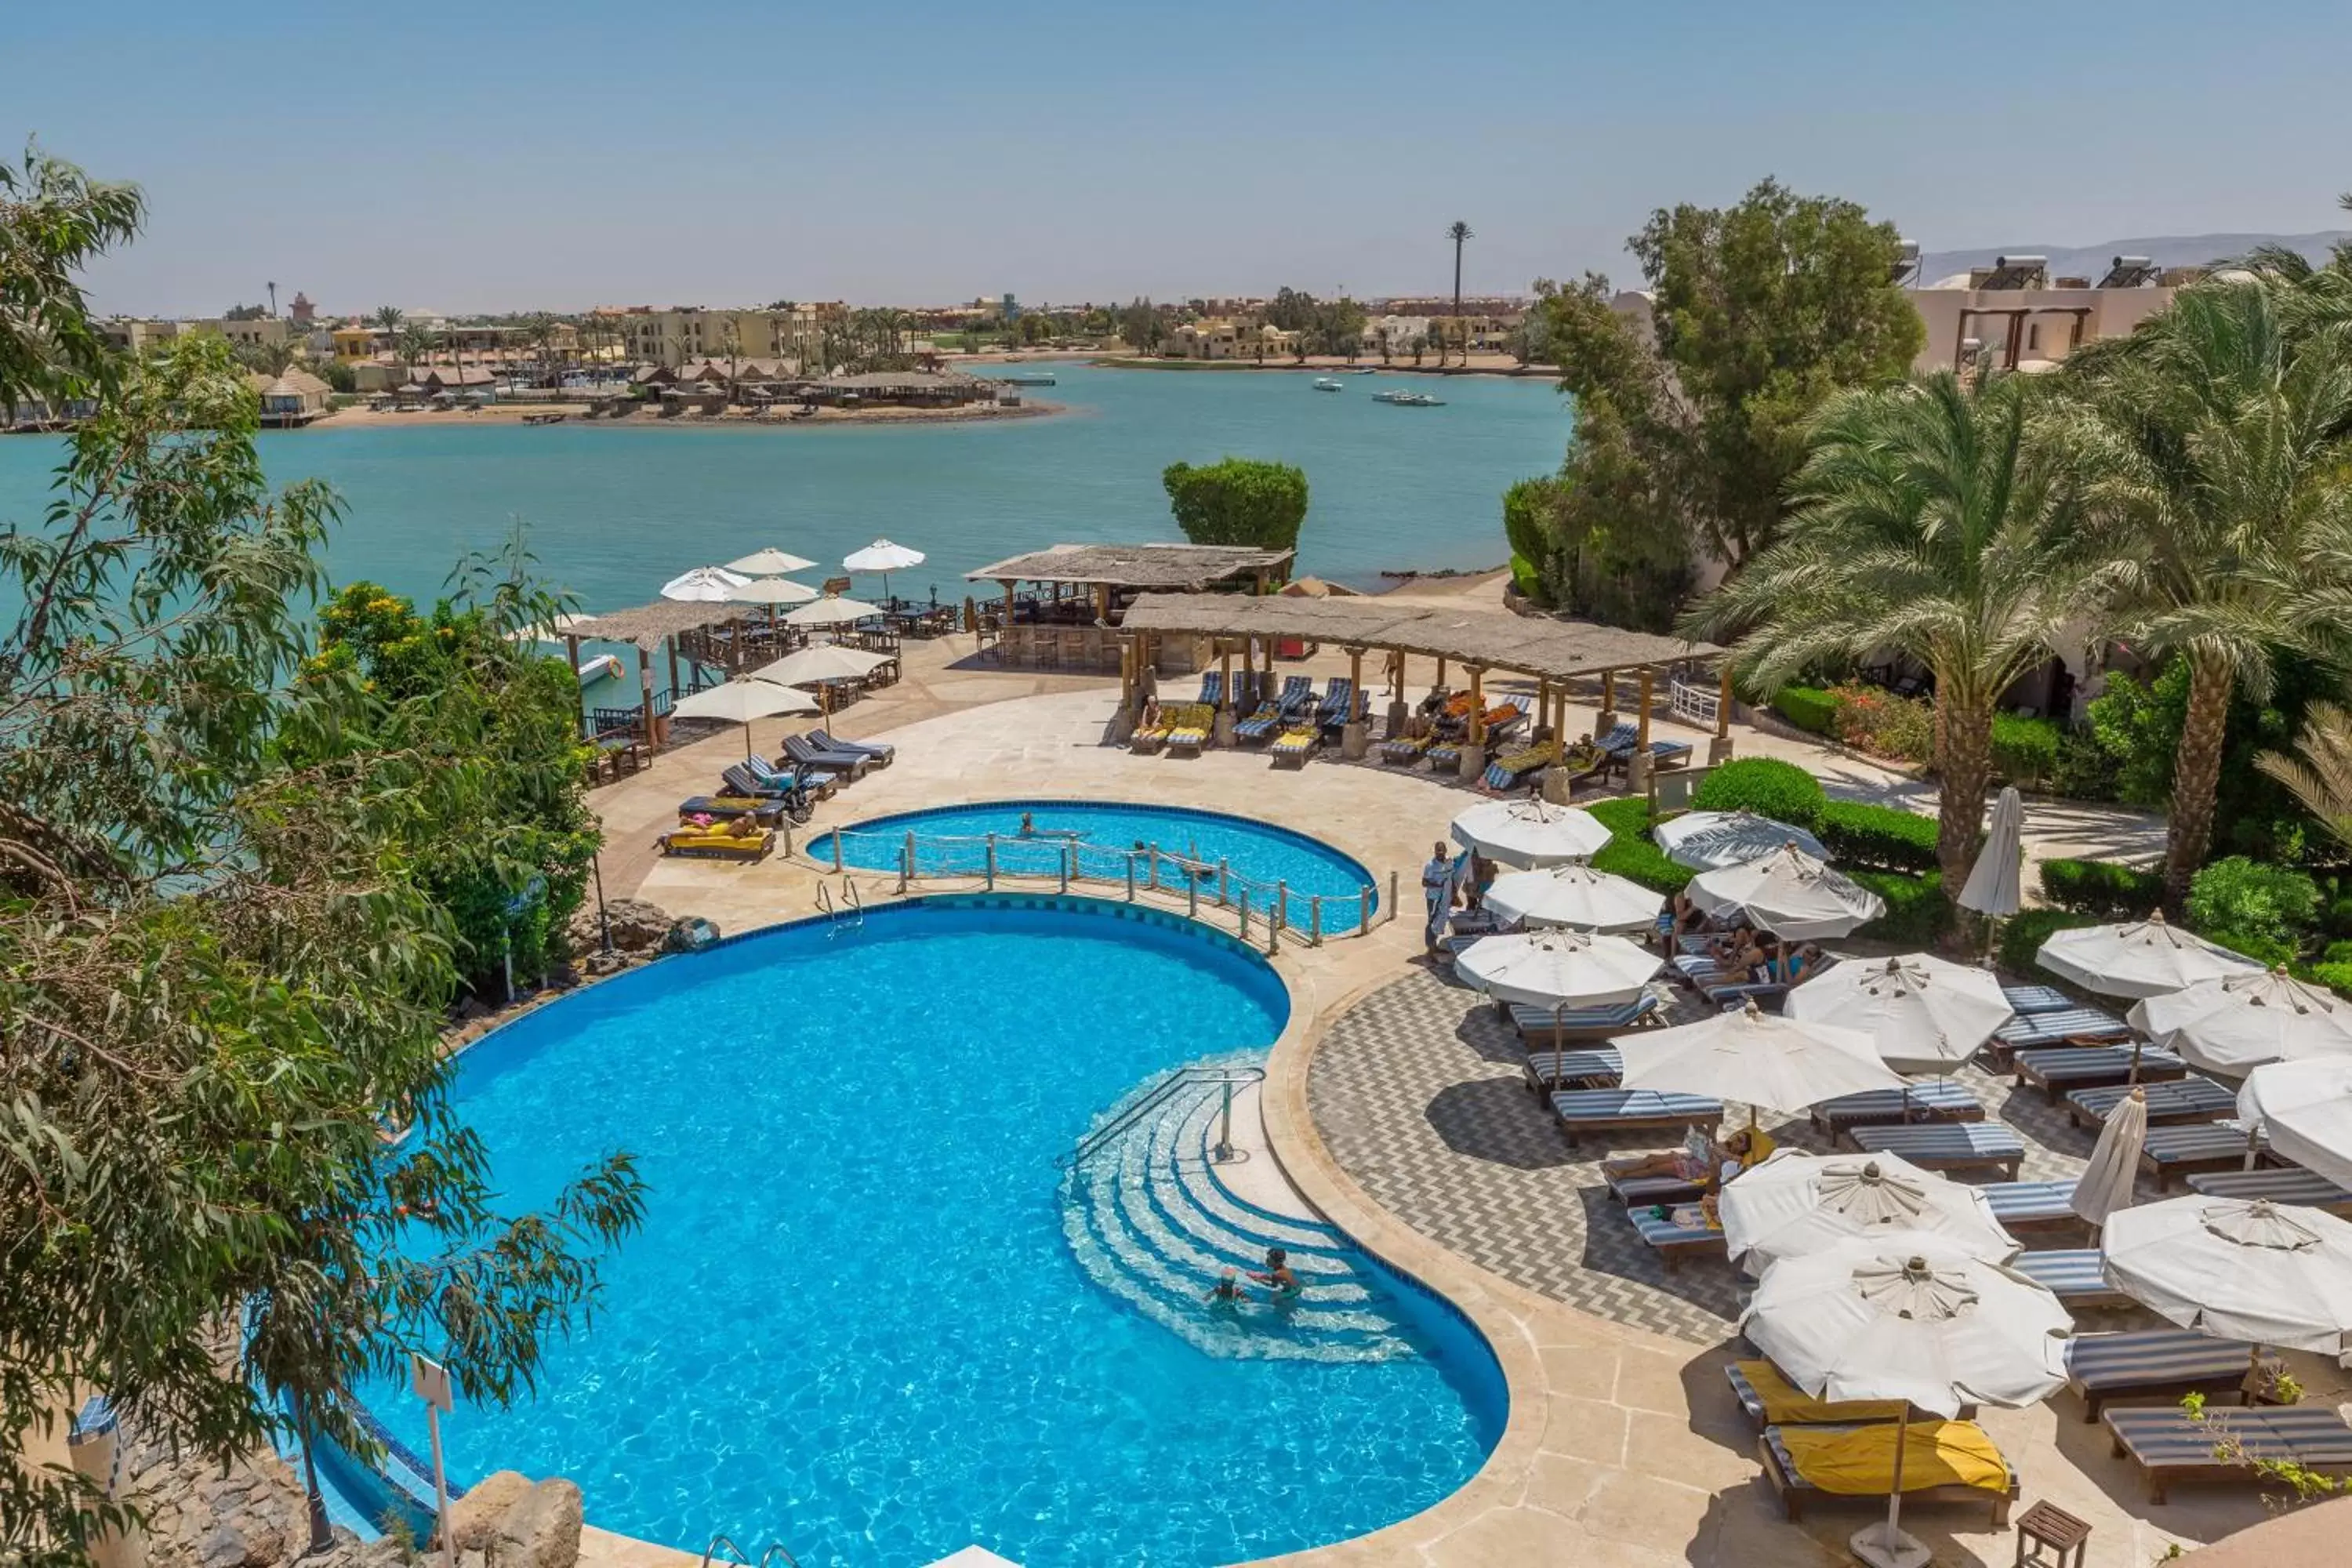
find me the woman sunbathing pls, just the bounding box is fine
[1607,1127,1775,1190]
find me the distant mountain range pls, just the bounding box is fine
[1918,232,2350,285]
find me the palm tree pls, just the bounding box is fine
[393,325,433,379]
[2258,702,2352,850]
[372,304,403,359]
[1444,220,1473,367]
[1683,371,2104,895]
[2071,279,2352,909]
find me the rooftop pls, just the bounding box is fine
[561,599,746,652]
[965,543,1296,589]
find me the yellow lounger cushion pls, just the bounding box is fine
[1777,1420,2008,1497]
[1735,1362,1907,1426]
[667,831,766,851]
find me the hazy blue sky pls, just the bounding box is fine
[20,1,2350,317]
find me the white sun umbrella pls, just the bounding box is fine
[1742,1233,2071,1568]
[1454,927,1663,1009]
[2035,909,2263,1000]
[1787,953,2015,1074]
[725,546,818,575]
[1958,786,2024,920]
[2070,1085,2150,1229]
[1615,999,1901,1122]
[1719,1149,2020,1276]
[750,644,894,687]
[1483,863,1662,935]
[1449,797,1612,868]
[2239,1058,2352,1191]
[2103,1196,2352,1356]
[728,576,818,606]
[660,564,753,601]
[668,677,819,758]
[2127,967,2352,1077]
[843,538,926,603]
[785,596,882,628]
[1653,808,1828,870]
[1686,843,1887,940]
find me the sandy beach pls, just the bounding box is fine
[305,397,1063,432]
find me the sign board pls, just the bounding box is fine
[409,1353,453,1414]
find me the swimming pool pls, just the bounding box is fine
[808,800,1381,928]
[367,896,1497,1566]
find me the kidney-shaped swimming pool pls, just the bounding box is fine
[367,895,1496,1567]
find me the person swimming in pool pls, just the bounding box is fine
[1249,1247,1301,1298]
[1205,1269,1249,1306]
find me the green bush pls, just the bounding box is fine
[1852,871,1952,946]
[2039,858,2164,917]
[1772,685,1840,736]
[2308,960,2352,998]
[1502,476,1561,573]
[2322,891,2352,938]
[2186,856,2321,950]
[1990,713,2063,786]
[1828,683,1935,764]
[1814,800,1940,875]
[2201,927,2296,968]
[1998,908,2101,976]
[1690,757,1825,826]
[1508,553,1544,603]
[1160,457,1309,550]
[2325,939,2352,967]
[1588,797,1693,893]
[2046,725,2122,801]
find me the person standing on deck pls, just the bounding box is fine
[1422,840,1455,952]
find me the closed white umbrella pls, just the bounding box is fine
[1957,786,2024,918]
[660,564,753,601]
[669,677,819,757]
[1483,863,1661,935]
[785,596,882,628]
[1687,843,1887,940]
[844,538,926,603]
[1787,953,2015,1074]
[2128,967,2352,1076]
[2238,1058,2352,1191]
[1449,798,1612,868]
[1741,1233,2071,1568]
[1653,809,1828,870]
[2069,1085,2149,1229]
[725,547,818,575]
[1454,928,1663,1009]
[750,644,894,687]
[2102,1196,2352,1356]
[2035,910,2263,1000]
[504,610,592,644]
[1615,999,1901,1120]
[728,576,818,605]
[1719,1149,2019,1276]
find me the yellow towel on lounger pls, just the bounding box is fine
[1777,1421,2008,1496]
[1735,1362,1907,1426]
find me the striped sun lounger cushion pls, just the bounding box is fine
[1847,1123,2026,1168]
[1980,1180,2080,1228]
[1523,1049,1624,1089]
[1508,997,1657,1036]
[1552,1091,1723,1138]
[1606,1171,1702,1205]
[2013,1249,2128,1305]
[1627,1206,1725,1256]
[2067,1076,2237,1127]
[1233,707,1280,741]
[2016,1045,2187,1085]
[2104,1406,2352,1497]
[1812,1081,1984,1131]
[1994,1008,2131,1048]
[2186,1167,2352,1207]
[2002,984,2074,1015]
[2141,1121,2267,1179]
[2067,1331,2256,1417]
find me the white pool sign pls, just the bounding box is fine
[409,1353,457,1568]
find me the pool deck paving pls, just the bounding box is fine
[578,586,2259,1568]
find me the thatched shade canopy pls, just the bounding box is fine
[965,542,1294,590]
[562,600,747,652]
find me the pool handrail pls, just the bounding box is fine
[703,1535,802,1568]
[1061,1063,1266,1171]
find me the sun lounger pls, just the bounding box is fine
[1549,1089,1723,1149]
[1808,1081,1985,1136]
[1196,670,1223,706]
[2065,1075,2237,1130]
[1130,710,1173,751]
[1595,721,1694,774]
[1232,702,1281,744]
[2016,1044,2187,1098]
[1845,1122,2025,1178]
[724,760,831,803]
[1986,1007,2131,1066]
[808,728,892,766]
[2185,1166,2352,1211]
[2103,1405,2352,1503]
[1627,1203,1726,1269]
[1602,1161,1705,1206]
[1272,674,1316,720]
[659,826,774,862]
[1522,1047,1624,1093]
[1480,739,1560,793]
[1726,1361,1940,1429]
[1313,677,1355,735]
[1978,1179,2083,1236]
[1508,995,1660,1043]
[1270,727,1318,767]
[2002,983,2074,1015]
[1377,730,1433,765]
[1758,1421,2016,1526]
[1164,704,1213,755]
[1701,954,1838,1010]
[2065,1331,2263,1423]
[2140,1121,2270,1189]
[676,795,793,827]
[780,732,871,781]
[2011,1249,2132,1308]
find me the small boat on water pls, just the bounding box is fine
[997,372,1057,386]
[522,412,568,426]
[1372,390,1446,406]
[576,653,623,684]
[1312,377,1345,392]
[1352,366,1377,375]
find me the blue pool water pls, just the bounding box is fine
[369,898,1497,1566]
[810,801,1379,929]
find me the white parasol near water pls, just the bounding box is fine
[2128,967,2352,1076]
[660,564,753,601]
[1449,797,1613,868]
[1454,928,1664,1009]
[785,596,883,628]
[1614,1000,1901,1121]
[1718,1149,2019,1276]
[1786,953,2015,1074]
[728,576,818,606]
[843,538,927,603]
[1482,863,1662,934]
[725,547,818,576]
[2035,910,2263,1000]
[1686,842,1886,939]
[1653,809,1828,870]
[750,644,894,688]
[669,677,819,757]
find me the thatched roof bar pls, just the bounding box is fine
[1119,592,1721,681]
[965,542,1295,590]
[562,600,748,652]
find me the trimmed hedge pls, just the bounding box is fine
[1814,800,1940,876]
[2040,858,2163,917]
[1690,757,1826,826]
[1587,797,1693,893]
[2202,927,2296,968]
[1851,870,1953,946]
[1772,685,1839,737]
[2310,960,2352,997]
[1997,907,2102,976]
[1990,712,2063,786]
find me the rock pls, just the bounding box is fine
[446,1470,535,1552]
[588,898,671,953]
[198,1526,249,1568]
[238,1519,285,1566]
[662,916,720,953]
[488,1478,582,1568]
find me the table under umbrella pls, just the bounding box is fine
[1614,999,1901,1123]
[1785,953,2014,1074]
[1718,1149,2019,1276]
[1653,808,1827,870]
[1449,797,1612,868]
[2102,1196,2352,1356]
[1741,1232,2072,1568]
[661,564,753,601]
[2036,911,2263,1000]
[2128,967,2352,1076]
[669,677,820,758]
[1454,928,1663,1009]
[1481,863,1661,934]
[1686,843,1886,940]
[2238,1058,2352,1191]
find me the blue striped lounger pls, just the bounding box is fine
[1846,1122,2025,1178]
[1979,1180,2082,1235]
[2186,1167,2352,1210]
[2065,1076,2237,1130]
[2013,1248,2132,1308]
[2104,1405,2352,1503]
[2140,1122,2268,1189]
[1508,995,1657,1041]
[1523,1048,1622,1093]
[1626,1205,1726,1269]
[1550,1089,1723,1148]
[2015,1045,2187,1098]
[1603,1165,1704,1205]
[1232,705,1280,743]
[2002,984,2074,1015]
[1987,1007,2131,1066]
[1809,1081,1985,1135]
[1758,1422,2016,1526]
[2065,1330,2261,1422]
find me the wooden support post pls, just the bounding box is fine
[1535,677,1552,741]
[1220,643,1234,708]
[666,637,680,700]
[1341,646,1369,759]
[564,633,588,739]
[1596,667,1617,739]
[1637,668,1653,748]
[1095,582,1111,624]
[1348,646,1363,696]
[1710,662,1737,763]
[1468,666,1486,745]
[637,641,655,747]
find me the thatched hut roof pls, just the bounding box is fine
[966,543,1295,590]
[1119,591,1720,680]
[561,600,746,652]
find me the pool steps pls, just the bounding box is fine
[1062,1062,1417,1362]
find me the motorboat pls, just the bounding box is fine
[576,653,623,684]
[1372,390,1446,406]
[1312,377,1345,391]
[996,372,1057,386]
[1352,366,1377,374]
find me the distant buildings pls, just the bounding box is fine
[612,306,840,370]
[1160,318,1301,360]
[249,368,332,426]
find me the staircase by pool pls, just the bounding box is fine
[1061,1059,1420,1362]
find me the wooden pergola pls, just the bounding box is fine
[964,543,1296,673]
[559,600,751,743]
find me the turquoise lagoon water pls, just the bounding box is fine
[368,898,1501,1567]
[0,365,1566,609]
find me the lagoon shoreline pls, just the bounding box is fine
[304,397,1065,433]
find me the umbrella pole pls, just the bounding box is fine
[2243,1122,2261,1172]
[1850,1404,1917,1568]
[1552,1004,1565,1092]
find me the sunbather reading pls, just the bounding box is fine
[1606,1127,1773,1190]
[1249,1247,1301,1298]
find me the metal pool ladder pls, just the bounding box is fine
[1059,1064,1265,1170]
[814,878,864,935]
[702,1534,802,1568]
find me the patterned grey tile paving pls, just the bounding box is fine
[1307,964,2125,1345]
